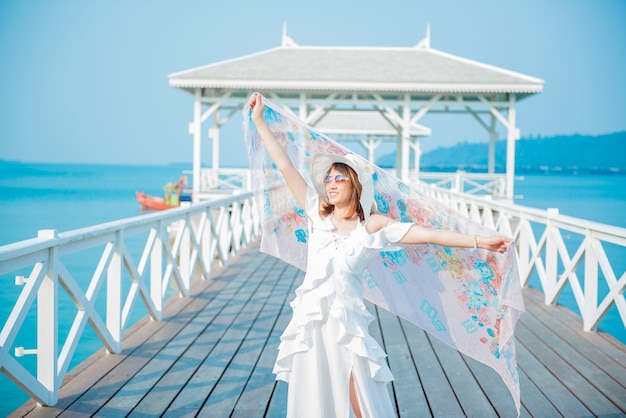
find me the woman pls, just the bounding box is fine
[249,93,511,418]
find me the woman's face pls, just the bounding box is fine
[325,167,353,206]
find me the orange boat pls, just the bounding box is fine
[135,191,179,211]
[136,175,190,211]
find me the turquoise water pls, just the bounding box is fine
[0,162,625,414]
[514,173,626,228]
[0,161,188,245]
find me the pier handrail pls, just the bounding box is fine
[2,180,625,408]
[186,168,252,194]
[418,184,626,335]
[412,171,508,198]
[0,192,260,406]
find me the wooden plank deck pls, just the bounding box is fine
[11,244,626,417]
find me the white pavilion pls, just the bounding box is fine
[168,28,544,202]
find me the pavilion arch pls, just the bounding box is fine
[168,29,543,201]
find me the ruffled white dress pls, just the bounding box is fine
[273,188,412,418]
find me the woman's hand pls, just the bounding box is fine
[249,92,265,124]
[478,235,513,253]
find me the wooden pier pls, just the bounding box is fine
[10,244,626,417]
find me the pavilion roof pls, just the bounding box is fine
[169,45,544,98]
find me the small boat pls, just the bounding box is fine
[135,191,179,211]
[136,175,191,211]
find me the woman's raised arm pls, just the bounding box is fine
[249,93,308,209]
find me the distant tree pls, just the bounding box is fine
[376,131,626,173]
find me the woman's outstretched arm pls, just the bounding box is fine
[400,225,512,253]
[249,93,308,209]
[367,213,512,253]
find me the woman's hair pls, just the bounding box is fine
[320,163,365,221]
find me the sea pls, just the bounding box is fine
[0,161,625,414]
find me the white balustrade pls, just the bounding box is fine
[2,170,625,408]
[418,184,626,334]
[0,192,260,406]
[414,172,509,198]
[187,168,252,194]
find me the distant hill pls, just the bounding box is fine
[376,131,626,174]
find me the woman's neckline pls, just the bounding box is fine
[328,213,361,237]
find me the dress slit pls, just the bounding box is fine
[349,369,363,418]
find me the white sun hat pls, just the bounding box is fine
[310,152,376,220]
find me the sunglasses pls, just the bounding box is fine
[324,174,350,184]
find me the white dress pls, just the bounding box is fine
[273,188,412,418]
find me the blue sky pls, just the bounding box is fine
[1,0,624,166]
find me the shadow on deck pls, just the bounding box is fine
[11,244,626,417]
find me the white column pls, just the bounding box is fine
[401,134,410,181]
[395,134,402,175]
[401,95,411,181]
[365,136,374,163]
[192,89,202,203]
[505,95,518,200]
[299,93,307,119]
[212,112,220,170]
[413,138,422,175]
[488,114,497,174]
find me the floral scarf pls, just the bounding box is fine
[242,96,525,414]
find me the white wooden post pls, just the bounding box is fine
[212,112,220,170]
[192,89,202,203]
[241,198,252,245]
[505,95,518,200]
[230,201,242,255]
[202,209,213,278]
[150,225,163,320]
[454,172,463,193]
[401,96,411,182]
[488,114,497,174]
[218,207,231,265]
[180,214,191,294]
[37,229,58,405]
[366,136,374,163]
[545,208,559,304]
[298,93,307,120]
[412,138,422,175]
[583,233,598,331]
[517,219,531,286]
[499,176,507,197]
[106,231,123,353]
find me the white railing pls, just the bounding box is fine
[413,172,508,198]
[189,168,504,197]
[186,168,252,194]
[418,184,626,334]
[0,192,260,406]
